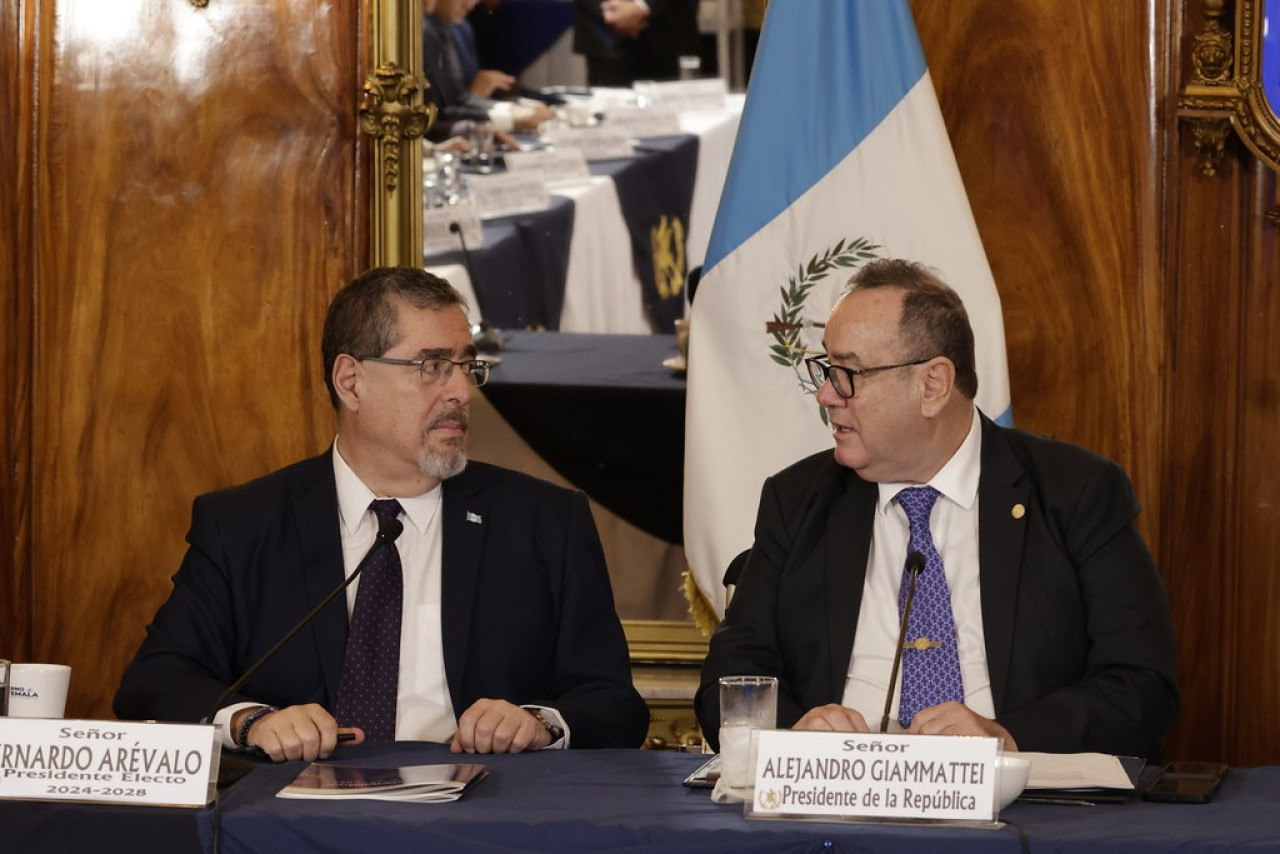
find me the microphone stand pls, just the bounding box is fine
[200,518,405,725]
[880,551,926,733]
[449,221,503,353]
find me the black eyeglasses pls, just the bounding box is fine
[804,356,932,399]
[357,356,491,387]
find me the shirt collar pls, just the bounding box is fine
[875,408,983,516]
[332,441,442,537]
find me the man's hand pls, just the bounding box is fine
[602,0,650,39]
[235,703,364,762]
[512,103,553,132]
[471,69,515,98]
[906,701,1018,749]
[793,704,873,733]
[450,699,553,754]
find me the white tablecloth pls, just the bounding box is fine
[429,96,743,333]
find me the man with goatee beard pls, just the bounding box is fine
[115,267,647,761]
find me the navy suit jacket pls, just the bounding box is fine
[696,415,1179,759]
[114,454,649,749]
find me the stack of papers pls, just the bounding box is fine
[1019,752,1144,804]
[277,763,487,803]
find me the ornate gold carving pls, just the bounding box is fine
[1190,0,1232,84]
[359,62,434,194]
[1189,117,1233,177]
[1179,0,1280,176]
[189,0,209,7]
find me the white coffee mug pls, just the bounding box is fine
[8,663,72,718]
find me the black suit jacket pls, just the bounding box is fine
[114,454,649,749]
[572,0,699,84]
[697,415,1179,759]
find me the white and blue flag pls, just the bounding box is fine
[684,0,1012,618]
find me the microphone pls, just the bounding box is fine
[200,515,406,726]
[449,221,503,353]
[880,551,926,734]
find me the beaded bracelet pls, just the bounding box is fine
[236,705,278,748]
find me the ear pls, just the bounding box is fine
[919,357,956,417]
[332,354,364,413]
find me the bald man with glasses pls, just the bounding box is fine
[116,267,647,761]
[697,259,1178,760]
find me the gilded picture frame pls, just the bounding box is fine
[1181,0,1280,176]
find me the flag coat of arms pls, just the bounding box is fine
[684,0,1012,619]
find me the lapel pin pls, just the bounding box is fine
[465,511,483,525]
[1011,503,1026,520]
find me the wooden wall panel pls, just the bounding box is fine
[911,1,1165,524]
[11,0,363,720]
[2,0,35,667]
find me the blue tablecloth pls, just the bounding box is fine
[195,742,1280,853]
[482,330,686,543]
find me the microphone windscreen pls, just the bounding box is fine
[906,551,926,574]
[380,517,405,542]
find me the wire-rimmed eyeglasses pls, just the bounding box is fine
[357,355,491,387]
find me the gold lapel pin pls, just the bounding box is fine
[1011,503,1026,520]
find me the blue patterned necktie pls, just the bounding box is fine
[895,486,964,727]
[335,499,404,741]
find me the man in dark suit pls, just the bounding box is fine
[696,259,1178,759]
[573,0,699,87]
[422,0,551,144]
[115,267,648,761]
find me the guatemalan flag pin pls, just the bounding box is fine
[465,511,483,525]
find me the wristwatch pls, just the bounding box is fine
[529,708,564,742]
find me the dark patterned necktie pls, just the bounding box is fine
[895,486,964,727]
[335,499,404,741]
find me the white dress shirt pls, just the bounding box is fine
[841,409,996,728]
[215,443,566,748]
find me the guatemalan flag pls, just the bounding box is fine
[683,0,1012,620]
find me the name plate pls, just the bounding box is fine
[641,78,729,111]
[505,148,590,182]
[466,171,550,219]
[424,200,484,255]
[603,106,682,137]
[547,128,635,161]
[0,718,219,807]
[747,731,999,823]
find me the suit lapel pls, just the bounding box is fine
[293,452,349,704]
[824,470,878,699]
[976,417,1030,714]
[440,467,486,711]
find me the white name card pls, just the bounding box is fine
[0,718,219,807]
[466,171,550,219]
[424,200,484,256]
[747,731,999,824]
[505,148,590,182]
[547,128,635,161]
[641,78,729,112]
[602,106,683,137]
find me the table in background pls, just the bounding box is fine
[194,742,1280,854]
[481,330,686,545]
[429,97,743,334]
